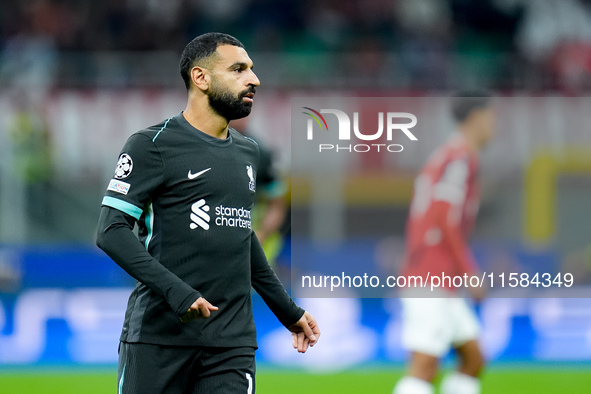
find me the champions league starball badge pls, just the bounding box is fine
[114,153,133,179]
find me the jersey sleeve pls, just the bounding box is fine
[250,232,304,327]
[98,133,200,318]
[432,157,478,274]
[96,206,201,318]
[101,133,164,220]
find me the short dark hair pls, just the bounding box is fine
[451,90,493,123]
[179,33,244,90]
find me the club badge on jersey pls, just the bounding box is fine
[246,165,255,192]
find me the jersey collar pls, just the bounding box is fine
[174,112,233,147]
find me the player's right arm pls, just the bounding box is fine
[96,206,208,320]
[96,133,205,321]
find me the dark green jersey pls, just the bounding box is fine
[97,113,303,347]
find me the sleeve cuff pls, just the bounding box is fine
[281,306,305,328]
[174,289,202,317]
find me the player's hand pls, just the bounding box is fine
[180,297,218,323]
[288,311,320,353]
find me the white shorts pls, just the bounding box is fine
[400,296,480,358]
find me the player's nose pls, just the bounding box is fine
[247,69,260,87]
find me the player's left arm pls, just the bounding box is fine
[250,233,320,352]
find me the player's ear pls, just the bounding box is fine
[190,66,210,92]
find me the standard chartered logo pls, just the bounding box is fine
[189,200,251,231]
[215,205,252,229]
[190,199,211,230]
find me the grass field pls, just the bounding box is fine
[1,367,590,393]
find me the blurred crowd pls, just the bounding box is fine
[1,0,591,90]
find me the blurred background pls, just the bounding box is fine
[0,0,591,393]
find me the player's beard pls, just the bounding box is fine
[208,79,255,121]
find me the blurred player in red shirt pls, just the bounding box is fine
[394,93,495,394]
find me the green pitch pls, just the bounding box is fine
[0,367,589,393]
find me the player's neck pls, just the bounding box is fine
[183,99,229,140]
